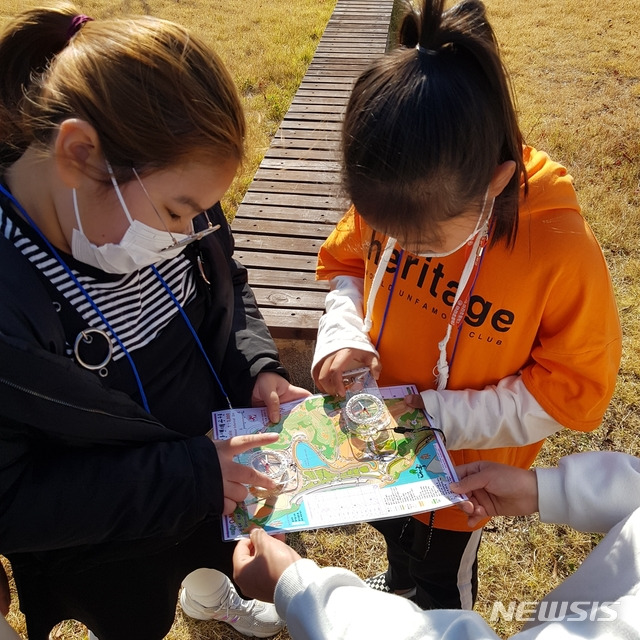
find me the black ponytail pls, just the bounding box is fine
[342,0,527,248]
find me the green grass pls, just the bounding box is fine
[2,0,640,638]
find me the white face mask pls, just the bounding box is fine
[71,164,190,274]
[408,189,494,259]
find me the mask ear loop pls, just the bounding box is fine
[71,188,85,233]
[101,164,231,405]
[105,160,135,225]
[131,167,219,252]
[132,167,183,246]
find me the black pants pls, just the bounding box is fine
[370,516,483,610]
[10,517,236,640]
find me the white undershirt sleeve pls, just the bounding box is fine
[311,275,378,374]
[419,374,564,450]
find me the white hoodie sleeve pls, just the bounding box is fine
[536,451,640,533]
[275,558,501,640]
[419,375,564,450]
[522,452,640,636]
[274,551,640,639]
[311,275,378,373]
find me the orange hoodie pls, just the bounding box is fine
[316,146,622,531]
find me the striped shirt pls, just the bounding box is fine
[0,201,196,361]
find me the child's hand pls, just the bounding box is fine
[451,461,539,527]
[313,348,381,396]
[251,372,311,424]
[213,433,281,514]
[233,528,302,603]
[403,393,426,410]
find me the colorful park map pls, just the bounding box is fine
[212,385,465,540]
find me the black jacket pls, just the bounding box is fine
[0,202,286,557]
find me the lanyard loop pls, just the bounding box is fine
[433,215,492,390]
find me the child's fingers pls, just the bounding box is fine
[455,499,476,515]
[233,537,255,564]
[450,472,488,495]
[220,433,280,456]
[403,393,425,409]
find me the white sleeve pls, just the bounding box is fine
[311,275,378,373]
[419,375,563,450]
[536,451,640,533]
[274,558,501,640]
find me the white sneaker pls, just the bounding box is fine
[180,577,284,638]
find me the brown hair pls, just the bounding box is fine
[0,3,245,180]
[342,0,527,248]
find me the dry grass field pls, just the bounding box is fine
[1,0,639,638]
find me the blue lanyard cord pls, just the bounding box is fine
[0,183,152,412]
[150,265,232,409]
[374,247,404,351]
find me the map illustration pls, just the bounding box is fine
[212,385,465,540]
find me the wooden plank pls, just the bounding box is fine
[257,308,324,340]
[268,139,340,152]
[235,0,394,340]
[247,268,327,289]
[234,234,328,254]
[236,250,322,272]
[263,147,341,160]
[235,204,343,224]
[256,157,341,171]
[286,103,347,114]
[233,218,337,238]
[241,192,347,210]
[268,127,341,140]
[251,168,342,184]
[252,288,328,311]
[298,76,355,85]
[274,120,342,131]
[290,96,347,107]
[241,182,343,198]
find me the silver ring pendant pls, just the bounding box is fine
[73,328,113,372]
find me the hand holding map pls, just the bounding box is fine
[213,385,465,539]
[213,432,280,515]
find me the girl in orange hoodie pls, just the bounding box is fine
[312,0,621,611]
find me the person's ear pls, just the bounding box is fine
[54,119,103,189]
[487,160,516,199]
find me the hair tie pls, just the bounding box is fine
[67,14,93,41]
[417,44,438,55]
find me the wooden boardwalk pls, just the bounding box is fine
[232,0,395,341]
